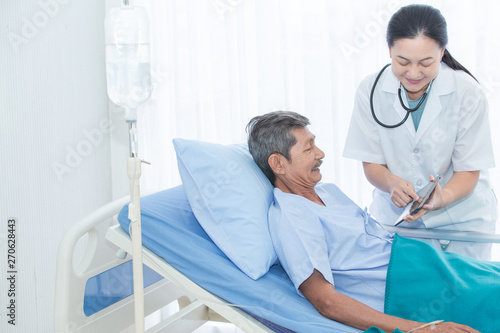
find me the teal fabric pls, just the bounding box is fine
[385,234,500,332]
[408,96,425,130]
[403,87,428,131]
[364,328,404,333]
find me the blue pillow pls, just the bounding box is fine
[173,138,277,280]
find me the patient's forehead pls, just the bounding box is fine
[291,127,315,146]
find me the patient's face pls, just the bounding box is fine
[282,127,325,188]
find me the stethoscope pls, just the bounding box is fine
[370,63,432,128]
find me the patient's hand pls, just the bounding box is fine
[416,321,479,332]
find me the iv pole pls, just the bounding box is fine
[105,0,151,330]
[127,120,147,333]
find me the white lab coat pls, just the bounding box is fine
[343,63,498,260]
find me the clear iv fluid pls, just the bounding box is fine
[105,43,151,110]
[105,5,151,120]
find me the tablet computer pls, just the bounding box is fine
[394,175,442,226]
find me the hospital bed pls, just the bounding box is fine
[54,140,500,333]
[54,184,355,333]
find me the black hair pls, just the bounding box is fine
[246,111,310,185]
[387,4,476,81]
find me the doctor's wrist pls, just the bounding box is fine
[440,188,454,208]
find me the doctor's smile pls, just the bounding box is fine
[404,77,423,85]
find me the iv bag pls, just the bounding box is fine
[105,5,152,122]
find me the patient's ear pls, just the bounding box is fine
[268,153,285,175]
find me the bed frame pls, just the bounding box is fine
[54,194,500,333]
[54,195,273,333]
[106,224,274,332]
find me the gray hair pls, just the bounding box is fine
[246,111,310,185]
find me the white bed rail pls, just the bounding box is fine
[105,224,275,333]
[54,195,216,333]
[383,226,500,244]
[55,196,130,332]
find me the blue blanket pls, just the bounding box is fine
[384,233,500,332]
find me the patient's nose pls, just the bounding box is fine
[316,146,325,159]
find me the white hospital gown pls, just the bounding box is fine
[268,183,393,312]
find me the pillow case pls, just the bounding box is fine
[173,138,277,280]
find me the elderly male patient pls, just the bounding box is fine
[246,111,489,333]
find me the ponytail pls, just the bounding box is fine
[442,49,477,81]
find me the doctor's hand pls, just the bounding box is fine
[404,175,444,223]
[389,178,419,208]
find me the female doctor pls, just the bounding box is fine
[343,4,497,260]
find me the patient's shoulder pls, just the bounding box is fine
[316,182,341,193]
[270,188,312,212]
[269,188,318,224]
[316,183,362,208]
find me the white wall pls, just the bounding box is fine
[0,1,112,331]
